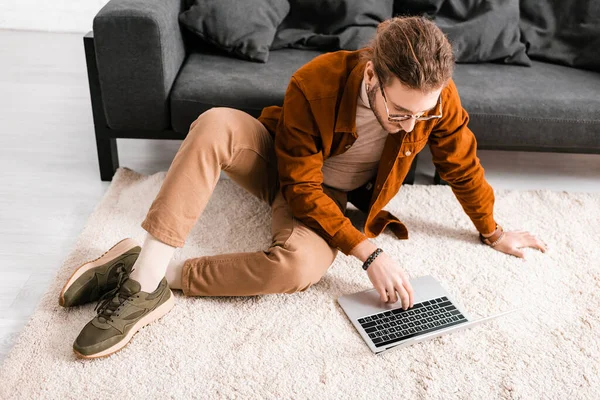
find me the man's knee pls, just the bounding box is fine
[189,107,246,133]
[185,108,256,155]
[277,247,335,294]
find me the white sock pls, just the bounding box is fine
[165,257,185,290]
[129,233,176,292]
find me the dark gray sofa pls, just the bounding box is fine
[86,0,600,181]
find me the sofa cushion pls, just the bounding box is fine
[171,49,600,153]
[452,61,600,152]
[394,0,530,66]
[271,0,393,51]
[520,0,600,72]
[170,48,323,134]
[179,0,290,63]
[434,0,531,66]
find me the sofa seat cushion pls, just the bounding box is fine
[453,61,600,152]
[172,49,600,153]
[170,48,323,134]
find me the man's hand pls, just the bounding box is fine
[350,240,414,309]
[490,230,547,259]
[366,252,414,309]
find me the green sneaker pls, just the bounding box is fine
[72,272,174,359]
[59,238,141,307]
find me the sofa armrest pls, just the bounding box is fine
[93,0,186,131]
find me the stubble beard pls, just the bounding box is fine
[366,82,402,134]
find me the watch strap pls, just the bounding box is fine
[479,225,505,247]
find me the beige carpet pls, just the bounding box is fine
[1,167,599,399]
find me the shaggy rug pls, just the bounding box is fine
[0,167,598,399]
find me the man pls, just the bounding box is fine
[59,16,546,359]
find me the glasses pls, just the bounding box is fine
[379,84,443,122]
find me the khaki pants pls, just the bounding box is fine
[141,108,348,297]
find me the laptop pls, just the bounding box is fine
[338,275,518,355]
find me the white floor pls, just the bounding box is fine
[0,29,598,364]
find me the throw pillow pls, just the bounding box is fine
[434,0,531,66]
[271,0,394,51]
[179,0,290,63]
[520,0,600,72]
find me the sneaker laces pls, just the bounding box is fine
[94,265,135,323]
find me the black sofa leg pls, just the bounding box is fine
[95,135,119,181]
[403,154,418,185]
[434,169,449,185]
[84,31,120,181]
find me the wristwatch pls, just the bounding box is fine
[479,224,505,247]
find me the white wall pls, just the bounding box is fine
[0,0,110,33]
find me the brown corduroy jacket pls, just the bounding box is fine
[258,49,497,255]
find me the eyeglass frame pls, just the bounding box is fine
[379,83,443,122]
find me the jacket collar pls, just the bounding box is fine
[334,57,367,136]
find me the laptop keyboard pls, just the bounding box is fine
[357,296,467,348]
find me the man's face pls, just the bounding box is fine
[364,61,442,134]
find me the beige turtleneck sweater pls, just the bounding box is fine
[322,79,388,191]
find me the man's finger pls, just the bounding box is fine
[531,238,547,252]
[394,282,410,310]
[521,236,541,249]
[512,249,526,259]
[397,271,414,307]
[376,286,388,303]
[403,280,415,308]
[385,284,398,303]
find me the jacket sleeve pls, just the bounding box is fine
[428,80,497,235]
[274,76,368,254]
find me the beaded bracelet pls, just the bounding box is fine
[362,248,383,271]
